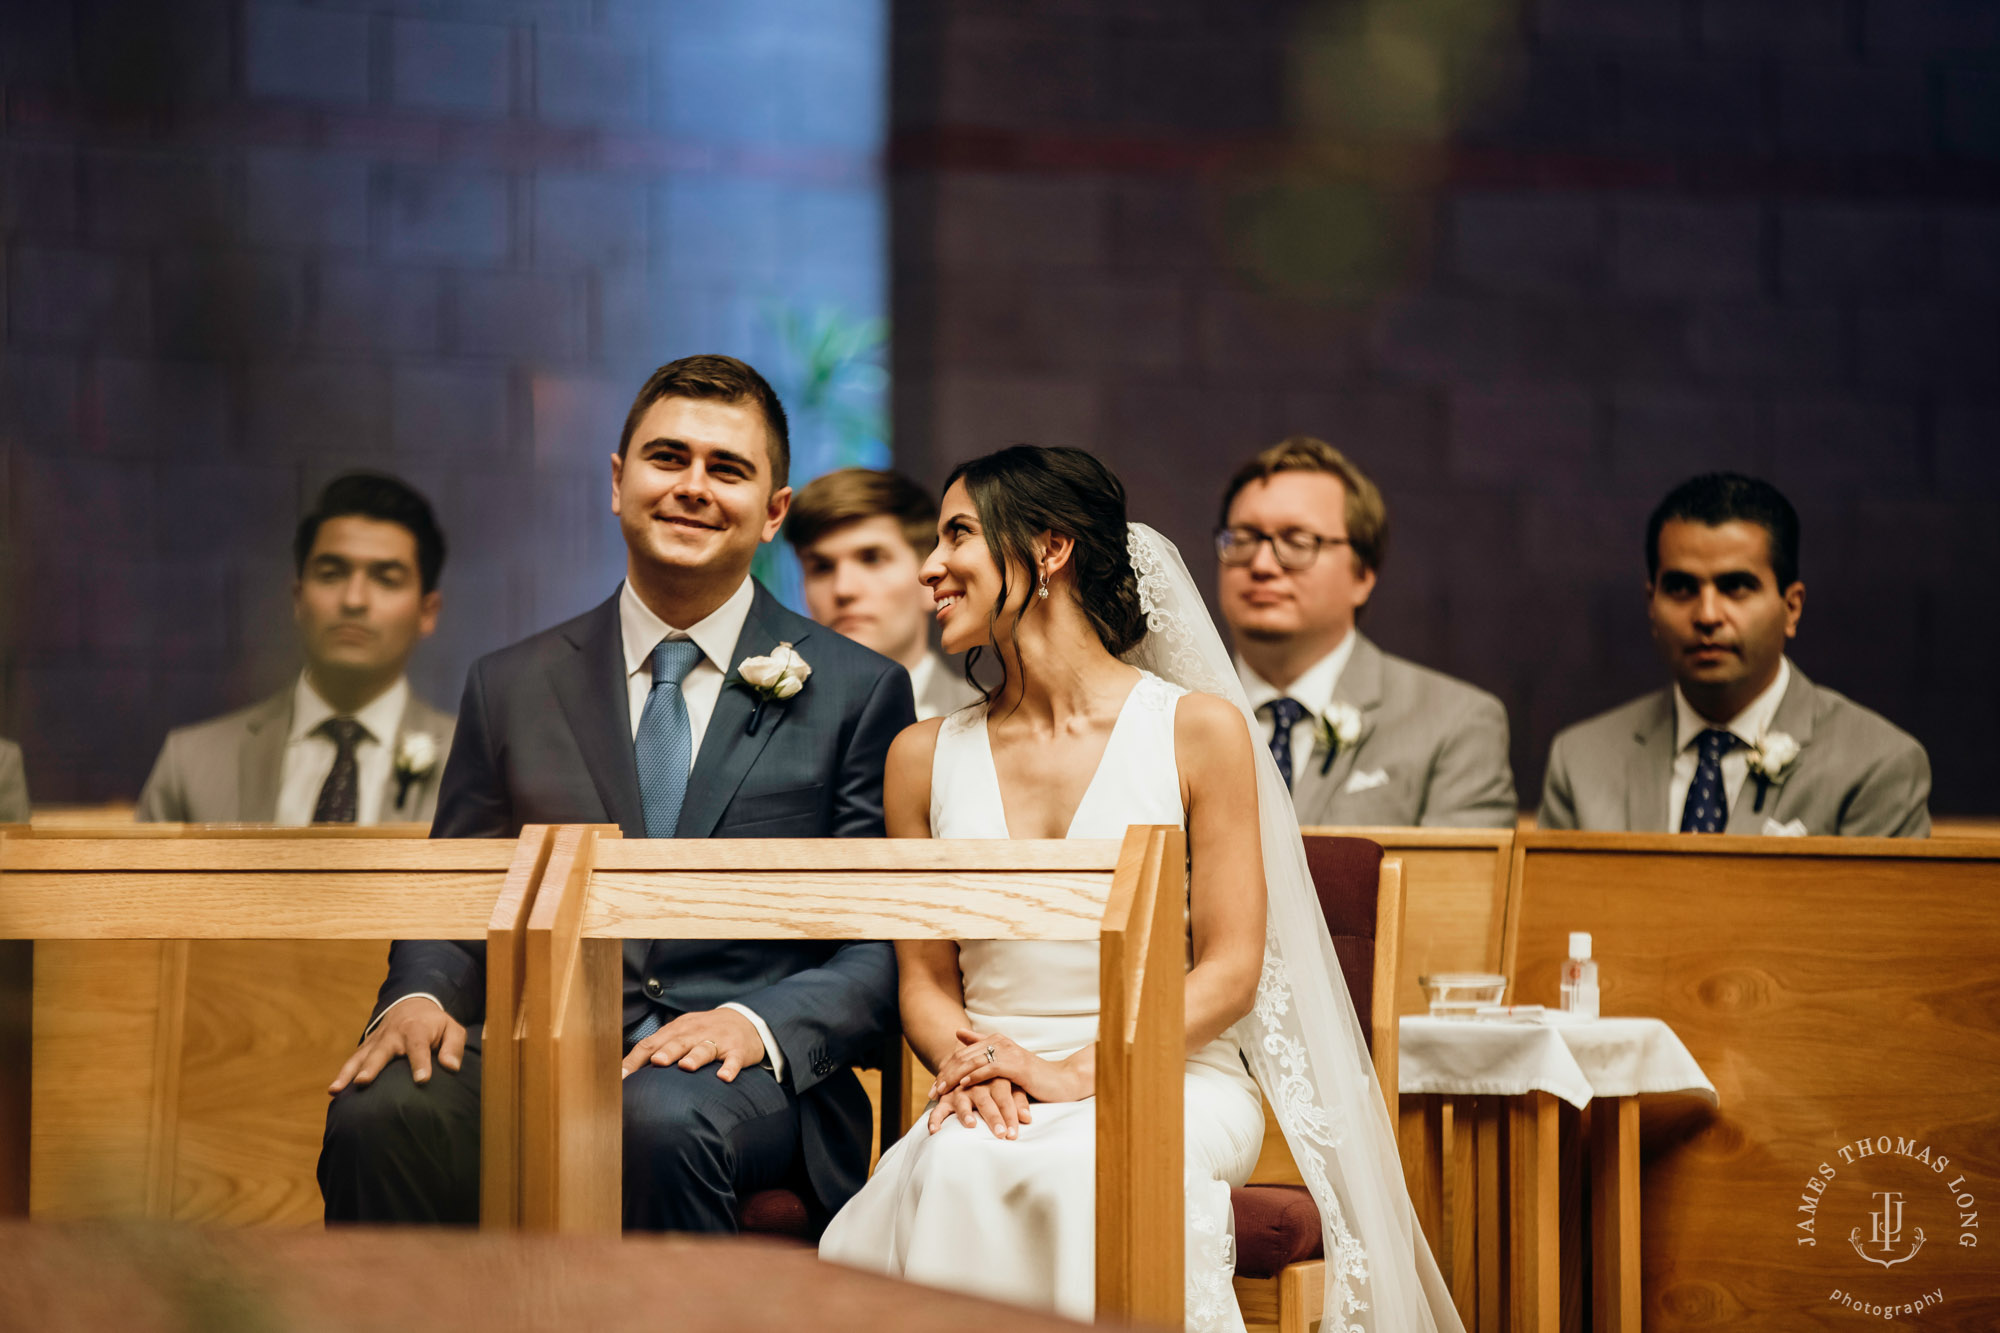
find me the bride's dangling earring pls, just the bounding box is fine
[1037,573,1049,601]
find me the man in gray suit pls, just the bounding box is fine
[1539,473,1930,837]
[1220,437,1516,828]
[787,467,980,721]
[0,738,28,822]
[137,473,455,827]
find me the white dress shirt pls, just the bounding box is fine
[1236,631,1360,768]
[1668,657,1792,831]
[907,652,941,720]
[618,576,752,753]
[378,576,785,1077]
[619,575,784,1078]
[274,674,410,826]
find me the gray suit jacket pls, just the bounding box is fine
[913,652,981,722]
[135,685,456,826]
[1287,634,1517,829]
[0,739,28,823]
[1537,664,1931,837]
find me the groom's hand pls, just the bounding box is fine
[621,1008,766,1083]
[328,997,466,1094]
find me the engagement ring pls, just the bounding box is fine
[984,1045,996,1065]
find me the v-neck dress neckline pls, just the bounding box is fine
[975,674,1146,842]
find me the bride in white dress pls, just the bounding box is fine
[821,447,1463,1333]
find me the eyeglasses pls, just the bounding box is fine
[1214,526,1351,571]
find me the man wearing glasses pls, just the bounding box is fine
[1217,436,1516,828]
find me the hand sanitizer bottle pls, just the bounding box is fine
[1559,931,1599,1019]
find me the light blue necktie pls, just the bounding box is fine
[635,637,704,840]
[628,638,703,1046]
[1680,728,1741,834]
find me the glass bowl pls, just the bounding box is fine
[1420,972,1508,1018]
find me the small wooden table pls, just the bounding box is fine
[1398,1017,1714,1333]
[0,1221,1116,1333]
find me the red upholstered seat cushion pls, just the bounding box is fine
[737,1188,818,1242]
[1230,1184,1324,1278]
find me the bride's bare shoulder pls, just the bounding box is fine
[1173,690,1251,738]
[1171,692,1255,772]
[896,716,948,756]
[887,715,947,775]
[883,716,949,837]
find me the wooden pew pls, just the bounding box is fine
[1305,827,1513,1020]
[0,1219,1136,1333]
[1501,832,2000,1332]
[22,803,139,829]
[1306,825,1513,1282]
[510,823,1187,1327]
[0,826,551,1227]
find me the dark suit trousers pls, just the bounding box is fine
[318,1036,801,1231]
[319,1039,484,1226]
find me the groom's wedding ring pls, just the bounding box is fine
[699,1039,719,1057]
[984,1045,996,1065]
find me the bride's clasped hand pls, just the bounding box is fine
[926,1028,1093,1138]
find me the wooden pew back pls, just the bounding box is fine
[0,826,543,1227]
[1502,832,2000,1330]
[514,826,1186,1327]
[1305,827,1513,1016]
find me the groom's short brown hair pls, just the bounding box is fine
[618,355,792,489]
[1219,435,1388,576]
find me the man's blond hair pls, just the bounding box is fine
[1218,436,1388,574]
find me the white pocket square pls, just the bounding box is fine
[1762,818,1808,838]
[1344,768,1390,794]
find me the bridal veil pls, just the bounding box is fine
[1122,523,1464,1333]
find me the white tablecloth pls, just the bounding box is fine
[1398,1015,1718,1110]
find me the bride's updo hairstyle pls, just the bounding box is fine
[944,446,1147,698]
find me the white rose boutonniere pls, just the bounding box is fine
[734,642,812,735]
[393,732,440,809]
[1745,730,1799,812]
[1313,702,1366,777]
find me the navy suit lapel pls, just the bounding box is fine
[676,585,813,839]
[548,594,647,836]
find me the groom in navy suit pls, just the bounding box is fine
[319,355,913,1230]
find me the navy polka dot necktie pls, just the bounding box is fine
[1264,698,1308,790]
[1680,728,1742,834]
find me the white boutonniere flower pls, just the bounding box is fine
[1313,702,1365,776]
[1745,730,1799,812]
[734,642,812,734]
[393,732,440,809]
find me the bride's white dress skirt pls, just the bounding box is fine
[820,1024,1263,1328]
[820,676,1268,1332]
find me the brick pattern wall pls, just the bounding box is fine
[890,0,2000,814]
[1,0,885,803]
